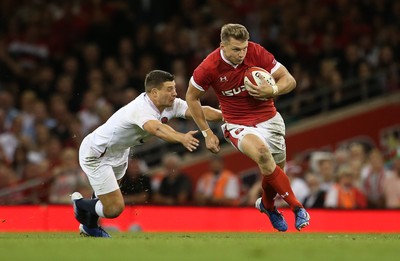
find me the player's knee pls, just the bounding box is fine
[254,146,275,174]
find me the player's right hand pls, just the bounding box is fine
[182,130,200,152]
[205,133,220,153]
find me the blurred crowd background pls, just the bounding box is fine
[0,0,399,208]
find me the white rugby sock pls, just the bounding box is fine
[95,200,106,218]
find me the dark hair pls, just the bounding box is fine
[144,70,175,92]
[220,23,250,43]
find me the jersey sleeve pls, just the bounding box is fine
[252,42,281,73]
[191,64,213,92]
[173,98,189,119]
[134,110,158,130]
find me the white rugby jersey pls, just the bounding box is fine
[87,92,188,156]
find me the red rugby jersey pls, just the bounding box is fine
[191,41,279,126]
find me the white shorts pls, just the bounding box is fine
[79,135,129,196]
[221,112,286,164]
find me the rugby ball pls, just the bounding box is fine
[243,67,276,89]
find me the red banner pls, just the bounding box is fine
[1,205,399,233]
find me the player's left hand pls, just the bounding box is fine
[205,133,220,153]
[245,77,276,100]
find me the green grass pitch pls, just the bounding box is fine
[0,232,398,261]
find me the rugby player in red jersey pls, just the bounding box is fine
[186,23,310,231]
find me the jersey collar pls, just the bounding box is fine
[144,93,162,115]
[220,49,239,68]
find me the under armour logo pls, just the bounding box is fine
[280,192,289,198]
[220,76,228,82]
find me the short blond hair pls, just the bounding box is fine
[220,23,250,43]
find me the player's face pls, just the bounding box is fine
[157,80,177,107]
[221,38,248,65]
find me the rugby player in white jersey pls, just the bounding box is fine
[71,70,222,237]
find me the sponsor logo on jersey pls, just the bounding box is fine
[221,85,247,96]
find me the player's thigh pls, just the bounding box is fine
[240,133,275,165]
[113,161,128,181]
[255,113,287,164]
[86,164,121,196]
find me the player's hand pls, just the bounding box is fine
[205,133,220,153]
[182,130,200,152]
[245,78,276,100]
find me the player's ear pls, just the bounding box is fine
[151,88,158,96]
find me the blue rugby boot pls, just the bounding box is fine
[294,207,310,231]
[71,192,88,225]
[255,197,288,232]
[71,192,100,228]
[79,224,111,238]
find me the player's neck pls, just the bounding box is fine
[147,94,166,113]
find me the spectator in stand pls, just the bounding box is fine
[194,155,241,206]
[11,145,29,180]
[153,153,193,206]
[120,158,152,205]
[49,147,91,204]
[361,148,394,208]
[382,153,400,208]
[45,135,64,171]
[30,64,56,102]
[19,89,38,141]
[0,162,24,205]
[77,90,102,136]
[303,172,326,208]
[348,142,369,169]
[22,158,52,204]
[31,100,57,130]
[0,90,19,131]
[26,123,50,164]
[245,176,262,207]
[324,165,367,209]
[378,45,399,93]
[0,115,23,165]
[309,151,336,192]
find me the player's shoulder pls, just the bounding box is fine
[124,92,154,112]
[129,92,148,106]
[248,41,271,54]
[245,41,275,66]
[198,48,221,70]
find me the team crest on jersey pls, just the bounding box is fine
[220,76,228,82]
[161,117,168,123]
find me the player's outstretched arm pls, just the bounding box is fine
[186,83,220,153]
[143,120,199,152]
